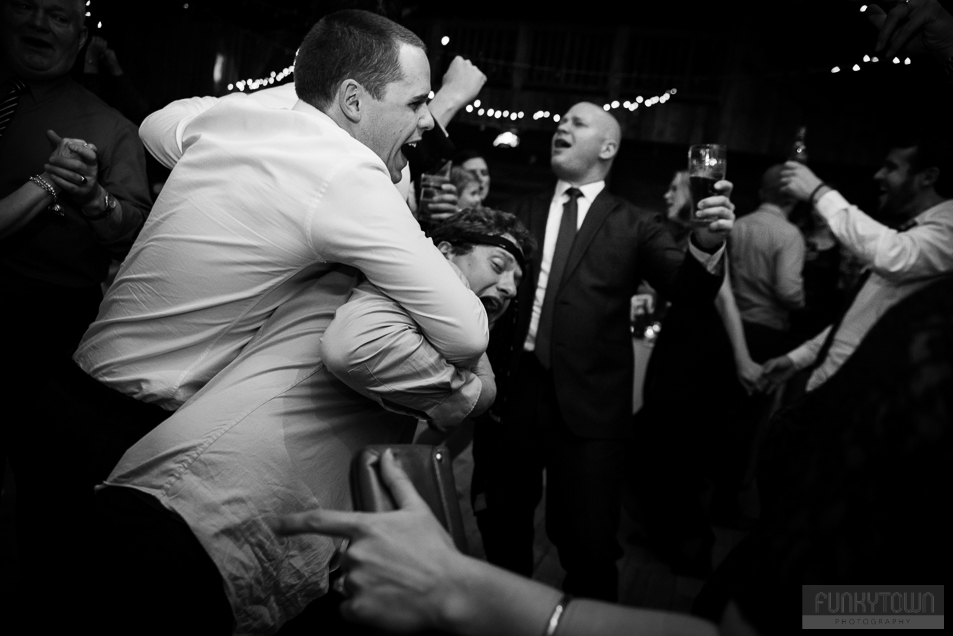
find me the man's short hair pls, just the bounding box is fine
[294,9,426,109]
[888,129,953,197]
[430,207,537,262]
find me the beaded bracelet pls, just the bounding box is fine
[543,594,572,636]
[29,174,63,215]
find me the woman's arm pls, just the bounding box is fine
[714,268,762,394]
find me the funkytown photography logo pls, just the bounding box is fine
[802,585,944,629]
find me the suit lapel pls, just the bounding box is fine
[561,189,613,286]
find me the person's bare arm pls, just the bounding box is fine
[427,56,487,129]
[275,450,718,636]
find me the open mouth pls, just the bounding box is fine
[553,138,571,150]
[21,36,54,50]
[481,296,503,316]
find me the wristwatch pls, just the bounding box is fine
[82,186,118,221]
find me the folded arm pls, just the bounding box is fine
[321,283,491,430]
[314,161,488,365]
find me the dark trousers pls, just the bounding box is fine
[7,353,170,631]
[473,353,624,602]
[93,487,235,635]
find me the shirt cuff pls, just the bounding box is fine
[815,189,850,221]
[688,240,726,276]
[787,345,816,370]
[423,373,484,430]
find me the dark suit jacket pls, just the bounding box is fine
[500,186,723,440]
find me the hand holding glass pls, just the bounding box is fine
[418,160,454,220]
[688,144,727,225]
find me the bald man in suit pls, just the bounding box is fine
[473,102,735,600]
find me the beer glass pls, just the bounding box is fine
[688,144,727,225]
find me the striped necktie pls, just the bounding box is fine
[0,78,27,140]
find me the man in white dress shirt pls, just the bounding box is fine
[764,133,953,392]
[95,208,533,635]
[25,10,488,629]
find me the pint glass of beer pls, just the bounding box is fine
[688,144,727,225]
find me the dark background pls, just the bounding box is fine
[81,0,953,214]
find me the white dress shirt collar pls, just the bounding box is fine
[555,179,606,203]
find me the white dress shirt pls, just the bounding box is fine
[524,180,606,350]
[105,265,484,634]
[787,192,953,390]
[524,179,725,351]
[74,85,487,410]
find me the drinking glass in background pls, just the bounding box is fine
[418,160,454,223]
[688,144,727,225]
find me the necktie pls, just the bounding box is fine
[535,187,582,369]
[0,78,27,141]
[811,218,918,372]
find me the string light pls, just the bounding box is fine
[227,64,295,92]
[476,88,680,126]
[830,54,907,73]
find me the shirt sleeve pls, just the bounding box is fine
[816,190,953,281]
[311,157,489,365]
[320,283,484,428]
[788,325,828,370]
[139,95,220,169]
[774,229,806,309]
[140,86,299,169]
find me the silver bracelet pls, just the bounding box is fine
[29,174,64,216]
[543,594,572,636]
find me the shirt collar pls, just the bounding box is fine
[555,179,605,202]
[0,62,71,103]
[756,202,787,219]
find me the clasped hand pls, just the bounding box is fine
[44,129,100,205]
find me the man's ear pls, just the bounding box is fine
[336,79,364,124]
[599,139,619,161]
[917,166,940,189]
[78,27,88,53]
[436,241,453,258]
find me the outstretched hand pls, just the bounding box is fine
[274,450,463,632]
[736,358,765,396]
[761,355,798,393]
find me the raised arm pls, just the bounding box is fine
[781,161,953,281]
[321,283,494,430]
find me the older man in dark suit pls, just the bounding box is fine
[473,102,735,601]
